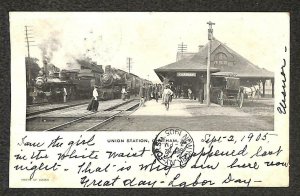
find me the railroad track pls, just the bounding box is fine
[28,99,140,132]
[26,101,90,117]
[27,102,49,107]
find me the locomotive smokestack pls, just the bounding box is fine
[43,59,48,76]
[105,65,112,73]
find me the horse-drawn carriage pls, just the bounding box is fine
[211,72,244,108]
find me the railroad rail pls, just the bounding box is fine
[27,99,140,132]
[26,101,90,117]
[84,101,139,131]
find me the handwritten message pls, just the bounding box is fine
[12,132,289,188]
[277,46,288,114]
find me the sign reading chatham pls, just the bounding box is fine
[177,72,197,77]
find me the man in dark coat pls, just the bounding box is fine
[139,84,145,106]
[154,84,159,102]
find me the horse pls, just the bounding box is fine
[241,84,260,102]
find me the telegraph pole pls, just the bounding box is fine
[25,25,35,58]
[127,57,132,74]
[25,25,35,86]
[206,21,215,106]
[177,42,187,61]
[25,26,30,58]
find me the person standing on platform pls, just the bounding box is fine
[146,84,150,101]
[126,86,131,99]
[139,83,145,107]
[188,88,192,100]
[150,85,153,100]
[154,84,159,102]
[161,85,165,104]
[199,88,204,103]
[92,86,99,111]
[173,86,178,99]
[63,87,67,103]
[170,84,175,102]
[162,85,173,110]
[121,86,127,101]
[157,84,161,98]
[87,86,99,112]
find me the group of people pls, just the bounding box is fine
[138,83,174,110]
[138,83,164,103]
[138,83,163,106]
[87,82,194,112]
[172,87,204,103]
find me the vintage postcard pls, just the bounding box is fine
[10,12,289,188]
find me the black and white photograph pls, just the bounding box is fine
[9,12,289,188]
[23,12,279,132]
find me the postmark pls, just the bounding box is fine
[152,127,194,168]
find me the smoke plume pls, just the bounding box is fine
[39,30,62,63]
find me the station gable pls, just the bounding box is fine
[211,44,235,68]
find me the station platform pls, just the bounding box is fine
[99,98,274,131]
[132,99,250,117]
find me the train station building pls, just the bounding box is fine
[154,38,274,101]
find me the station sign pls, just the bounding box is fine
[177,72,196,77]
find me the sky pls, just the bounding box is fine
[17,12,289,82]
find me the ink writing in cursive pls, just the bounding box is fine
[17,136,44,147]
[222,173,252,187]
[277,47,287,114]
[168,172,215,187]
[106,147,149,159]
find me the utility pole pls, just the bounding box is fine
[177,42,187,61]
[25,25,35,86]
[25,25,35,58]
[127,57,132,74]
[206,21,215,106]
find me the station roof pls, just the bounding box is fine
[154,59,219,72]
[155,38,274,79]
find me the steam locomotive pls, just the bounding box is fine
[31,69,87,103]
[97,65,148,100]
[30,64,150,103]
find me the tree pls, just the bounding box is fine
[25,57,41,86]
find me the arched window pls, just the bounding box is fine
[214,52,228,66]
